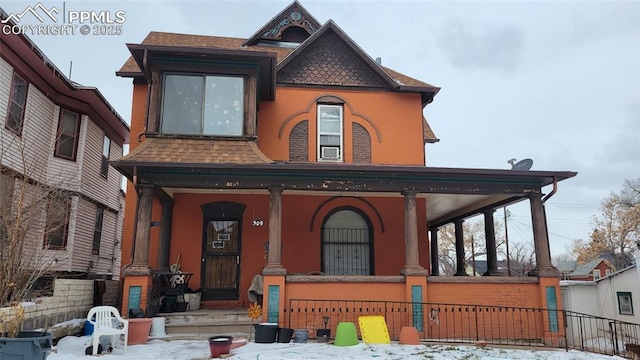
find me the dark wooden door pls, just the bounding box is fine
[201,219,241,300]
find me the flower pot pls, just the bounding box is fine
[316,328,331,342]
[254,323,278,343]
[174,301,188,312]
[208,336,233,358]
[277,328,293,343]
[127,318,153,345]
[293,329,308,343]
[0,331,52,360]
[159,295,177,313]
[334,322,359,346]
[399,326,420,345]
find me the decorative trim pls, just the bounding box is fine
[267,285,280,323]
[261,10,317,39]
[546,286,559,332]
[411,285,424,331]
[309,196,384,233]
[278,94,382,143]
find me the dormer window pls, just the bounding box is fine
[161,74,244,136]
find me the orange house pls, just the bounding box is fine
[114,2,575,342]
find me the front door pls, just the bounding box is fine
[201,219,241,300]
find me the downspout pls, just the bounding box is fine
[542,176,558,204]
[119,167,138,287]
[541,176,557,266]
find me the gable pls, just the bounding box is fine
[278,30,390,88]
[243,1,321,46]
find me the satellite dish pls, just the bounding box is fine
[510,158,534,171]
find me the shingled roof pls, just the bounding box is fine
[121,138,272,164]
[117,30,437,93]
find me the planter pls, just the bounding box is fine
[316,329,330,342]
[277,328,293,343]
[208,336,233,358]
[0,331,52,360]
[184,292,201,311]
[159,295,177,313]
[127,318,153,345]
[293,329,308,343]
[174,301,188,312]
[254,323,278,343]
[399,326,420,345]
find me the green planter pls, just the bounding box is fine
[0,331,52,360]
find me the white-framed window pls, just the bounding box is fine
[161,74,244,136]
[617,292,634,315]
[592,269,601,280]
[605,269,612,277]
[317,104,343,161]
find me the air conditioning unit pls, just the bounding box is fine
[321,146,340,160]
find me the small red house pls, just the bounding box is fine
[114,2,575,341]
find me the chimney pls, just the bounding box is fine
[375,57,382,65]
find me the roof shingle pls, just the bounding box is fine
[121,138,272,164]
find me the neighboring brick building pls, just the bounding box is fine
[113,1,576,341]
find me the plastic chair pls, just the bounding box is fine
[87,306,129,355]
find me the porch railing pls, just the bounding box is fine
[286,299,640,358]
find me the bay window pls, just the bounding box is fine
[161,74,244,136]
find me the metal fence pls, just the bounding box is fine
[564,311,640,357]
[286,299,640,358]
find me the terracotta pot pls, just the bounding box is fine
[399,326,420,345]
[128,318,153,345]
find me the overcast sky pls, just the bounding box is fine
[2,0,639,258]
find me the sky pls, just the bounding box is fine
[49,334,627,360]
[1,0,639,258]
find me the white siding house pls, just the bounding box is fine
[561,250,640,325]
[0,25,129,279]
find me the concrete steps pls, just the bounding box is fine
[154,309,254,340]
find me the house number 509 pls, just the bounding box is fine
[252,220,264,227]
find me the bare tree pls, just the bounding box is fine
[506,241,535,276]
[570,178,640,269]
[1,121,71,308]
[436,217,505,276]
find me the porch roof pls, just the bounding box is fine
[112,156,576,227]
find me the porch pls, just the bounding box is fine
[113,154,576,325]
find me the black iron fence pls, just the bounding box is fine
[564,311,640,357]
[286,299,640,358]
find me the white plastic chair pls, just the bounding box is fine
[87,306,129,355]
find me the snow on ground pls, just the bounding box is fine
[49,335,627,360]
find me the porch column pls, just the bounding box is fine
[483,209,501,276]
[157,200,173,271]
[454,219,468,276]
[127,185,153,275]
[430,228,439,276]
[401,191,428,276]
[529,191,558,277]
[263,187,287,275]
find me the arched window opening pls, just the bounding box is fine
[321,209,373,275]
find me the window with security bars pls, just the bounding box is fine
[322,209,372,275]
